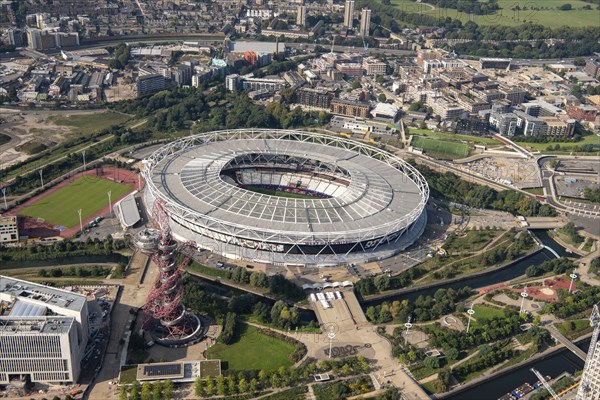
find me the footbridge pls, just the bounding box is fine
[547,325,587,361]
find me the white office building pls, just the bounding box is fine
[0,276,89,384]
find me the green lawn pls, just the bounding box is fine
[245,186,319,199]
[515,135,600,152]
[47,111,131,135]
[411,136,470,158]
[523,187,545,196]
[472,304,505,323]
[207,324,294,371]
[20,176,131,227]
[409,129,500,145]
[389,0,600,27]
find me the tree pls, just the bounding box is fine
[194,377,203,397]
[227,375,237,394]
[141,382,152,400]
[216,375,226,395]
[130,381,141,400]
[558,3,572,10]
[378,93,387,102]
[424,356,440,369]
[205,377,215,396]
[119,386,128,400]
[152,381,162,400]
[238,377,248,393]
[250,377,259,392]
[445,347,459,362]
[163,380,174,399]
[374,274,391,291]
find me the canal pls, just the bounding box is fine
[364,230,569,304]
[446,339,588,400]
[362,229,584,399]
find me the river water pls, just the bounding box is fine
[447,339,588,400]
[364,230,568,304]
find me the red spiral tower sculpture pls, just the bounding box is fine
[134,199,202,345]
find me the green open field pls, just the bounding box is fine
[207,324,294,371]
[245,186,318,199]
[411,135,470,158]
[409,129,500,145]
[472,304,505,323]
[515,135,600,152]
[20,176,131,228]
[47,111,131,135]
[389,0,600,27]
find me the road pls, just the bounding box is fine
[86,251,155,400]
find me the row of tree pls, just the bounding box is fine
[364,287,473,324]
[219,312,238,345]
[545,285,600,318]
[121,380,174,400]
[193,356,370,398]
[37,265,110,278]
[525,257,574,277]
[0,236,126,262]
[424,308,529,351]
[584,188,600,204]
[412,162,556,217]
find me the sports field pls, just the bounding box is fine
[20,176,131,228]
[389,0,599,27]
[411,136,470,158]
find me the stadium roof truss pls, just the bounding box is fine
[143,129,429,263]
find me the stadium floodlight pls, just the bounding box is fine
[466,304,475,333]
[82,150,86,170]
[39,169,44,189]
[1,187,6,210]
[519,285,529,314]
[569,269,578,293]
[78,208,83,233]
[107,191,112,216]
[328,327,336,359]
[404,316,413,345]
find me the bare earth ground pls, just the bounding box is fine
[0,109,108,168]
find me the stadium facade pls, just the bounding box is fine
[143,129,429,265]
[0,276,88,384]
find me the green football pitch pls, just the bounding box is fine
[411,136,470,158]
[20,176,132,228]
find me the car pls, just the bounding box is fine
[216,261,224,269]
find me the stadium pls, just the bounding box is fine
[142,129,429,265]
